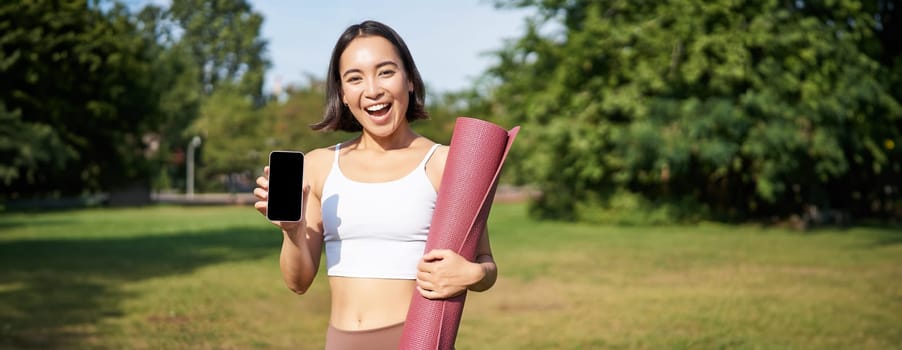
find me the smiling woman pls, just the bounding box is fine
[338,36,415,137]
[252,20,498,350]
[312,21,428,133]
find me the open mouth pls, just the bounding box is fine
[365,103,392,117]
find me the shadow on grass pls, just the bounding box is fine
[0,217,76,231]
[0,225,277,349]
[806,222,902,247]
[856,221,902,247]
[870,231,902,246]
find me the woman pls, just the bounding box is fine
[253,20,497,349]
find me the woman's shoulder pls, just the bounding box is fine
[303,146,337,191]
[304,146,335,166]
[413,136,446,150]
[412,137,448,162]
[422,139,449,187]
[430,144,449,166]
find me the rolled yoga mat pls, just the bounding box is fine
[399,117,520,350]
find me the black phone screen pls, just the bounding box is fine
[266,151,304,221]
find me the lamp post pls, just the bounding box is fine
[186,136,202,199]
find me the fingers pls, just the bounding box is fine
[253,184,267,217]
[416,263,452,299]
[254,166,270,218]
[416,267,435,295]
[253,187,268,201]
[256,175,269,190]
[416,285,438,299]
[418,249,456,273]
[417,259,431,273]
[416,280,443,299]
[422,248,451,262]
[254,200,267,216]
[416,284,464,300]
[416,286,428,297]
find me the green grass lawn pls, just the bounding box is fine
[1,203,900,349]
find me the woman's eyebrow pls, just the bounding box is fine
[341,60,400,78]
[341,68,362,78]
[375,60,400,69]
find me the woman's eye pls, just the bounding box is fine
[379,70,395,77]
[346,76,362,83]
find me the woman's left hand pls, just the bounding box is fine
[416,249,485,300]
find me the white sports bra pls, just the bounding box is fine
[320,143,440,279]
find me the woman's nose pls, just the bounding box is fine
[363,77,383,99]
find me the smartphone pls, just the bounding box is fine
[266,151,305,222]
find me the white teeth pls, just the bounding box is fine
[366,103,388,112]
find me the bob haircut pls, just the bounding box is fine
[311,20,428,132]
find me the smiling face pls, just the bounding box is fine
[339,35,414,139]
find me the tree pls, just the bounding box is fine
[134,4,203,193]
[186,77,345,193]
[125,0,270,194]
[490,0,901,222]
[188,84,265,187]
[0,0,273,201]
[167,0,269,102]
[422,81,527,185]
[0,0,167,199]
[0,102,73,192]
[262,77,348,154]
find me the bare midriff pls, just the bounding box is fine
[328,277,416,331]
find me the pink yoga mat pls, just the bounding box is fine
[399,117,520,349]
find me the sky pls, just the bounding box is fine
[128,1,534,93]
[252,1,533,94]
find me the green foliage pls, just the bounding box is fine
[133,5,204,193]
[0,0,272,199]
[140,0,269,193]
[0,0,167,198]
[167,0,269,102]
[0,0,483,199]
[0,102,74,190]
[189,85,264,181]
[261,80,350,154]
[491,0,902,221]
[428,80,532,185]
[135,4,203,145]
[421,86,473,145]
[186,79,349,192]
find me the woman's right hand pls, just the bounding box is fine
[253,166,309,233]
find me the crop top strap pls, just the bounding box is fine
[332,143,341,166]
[333,142,438,169]
[418,144,442,169]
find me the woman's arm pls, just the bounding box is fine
[418,143,498,299]
[277,190,323,294]
[254,148,329,294]
[467,228,497,292]
[415,227,497,299]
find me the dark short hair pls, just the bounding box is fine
[311,20,428,132]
